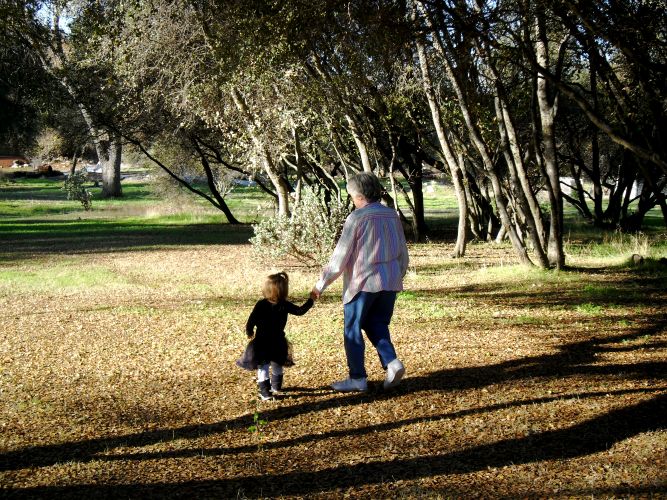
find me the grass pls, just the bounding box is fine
[0,263,124,292]
[0,170,666,497]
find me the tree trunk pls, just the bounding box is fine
[190,137,241,224]
[262,150,291,217]
[69,147,81,176]
[494,95,549,267]
[345,114,372,173]
[416,0,531,265]
[71,100,123,198]
[535,17,565,268]
[231,87,290,216]
[412,6,467,256]
[588,55,604,222]
[101,134,122,198]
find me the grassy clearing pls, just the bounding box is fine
[0,172,666,497]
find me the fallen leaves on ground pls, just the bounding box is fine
[0,243,666,498]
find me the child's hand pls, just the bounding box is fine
[310,288,321,301]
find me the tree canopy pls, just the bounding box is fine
[2,0,665,264]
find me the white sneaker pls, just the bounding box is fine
[383,359,405,389]
[331,377,368,392]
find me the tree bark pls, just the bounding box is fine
[231,87,290,216]
[535,16,565,268]
[494,95,549,267]
[127,135,240,223]
[412,2,467,256]
[101,133,122,198]
[417,0,531,265]
[345,114,372,173]
[190,137,240,224]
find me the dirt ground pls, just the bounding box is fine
[0,243,665,498]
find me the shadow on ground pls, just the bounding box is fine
[0,219,253,259]
[2,316,665,497]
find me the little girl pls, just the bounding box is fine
[236,272,315,400]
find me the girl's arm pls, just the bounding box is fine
[245,301,261,337]
[286,298,314,316]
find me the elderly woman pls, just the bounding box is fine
[312,172,409,392]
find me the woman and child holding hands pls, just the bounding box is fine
[236,173,409,400]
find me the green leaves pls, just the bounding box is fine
[62,170,93,210]
[251,187,349,267]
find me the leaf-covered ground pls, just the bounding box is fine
[1,240,666,498]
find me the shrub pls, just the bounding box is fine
[32,128,67,161]
[62,170,93,210]
[251,188,349,267]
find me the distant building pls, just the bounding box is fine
[0,156,29,168]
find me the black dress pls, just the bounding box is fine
[236,298,314,370]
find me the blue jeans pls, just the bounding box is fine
[343,291,398,379]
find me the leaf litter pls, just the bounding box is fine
[0,243,665,498]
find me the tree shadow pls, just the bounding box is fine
[412,270,667,310]
[1,317,665,487]
[4,391,665,498]
[0,219,253,259]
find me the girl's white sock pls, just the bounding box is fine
[257,364,270,382]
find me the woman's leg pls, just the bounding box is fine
[343,291,376,379]
[362,291,398,368]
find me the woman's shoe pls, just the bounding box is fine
[331,377,368,392]
[383,359,405,389]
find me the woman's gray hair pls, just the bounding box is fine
[347,173,384,202]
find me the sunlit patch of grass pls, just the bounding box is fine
[620,334,650,345]
[475,264,549,282]
[0,199,76,218]
[473,265,580,291]
[174,284,216,296]
[580,284,631,302]
[115,305,155,315]
[288,311,342,351]
[396,290,462,321]
[575,303,604,315]
[0,262,127,293]
[513,314,544,325]
[141,212,223,224]
[566,230,667,267]
[398,291,418,301]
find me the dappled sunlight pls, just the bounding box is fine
[2,175,666,497]
[1,239,665,497]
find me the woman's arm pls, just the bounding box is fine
[314,214,356,293]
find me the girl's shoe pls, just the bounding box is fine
[270,374,283,394]
[258,380,272,400]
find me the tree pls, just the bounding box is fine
[0,0,49,155]
[5,0,124,196]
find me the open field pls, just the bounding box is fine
[1,174,666,498]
